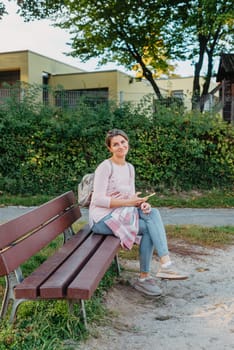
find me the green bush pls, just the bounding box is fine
[0,84,233,195]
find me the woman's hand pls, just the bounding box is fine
[140,202,152,214]
[129,192,146,207]
[109,192,145,208]
[109,192,148,208]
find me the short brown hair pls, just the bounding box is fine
[105,129,129,147]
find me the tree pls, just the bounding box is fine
[132,44,177,79]
[16,0,185,100]
[0,1,6,19]
[172,0,234,110]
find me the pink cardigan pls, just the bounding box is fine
[89,159,135,228]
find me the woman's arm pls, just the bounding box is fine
[92,161,112,208]
[109,193,146,208]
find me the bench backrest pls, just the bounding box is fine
[0,191,81,276]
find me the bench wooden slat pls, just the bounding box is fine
[14,225,91,299]
[0,191,121,327]
[39,233,104,299]
[67,235,120,300]
[0,191,77,250]
[0,206,81,276]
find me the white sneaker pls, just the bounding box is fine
[156,263,188,280]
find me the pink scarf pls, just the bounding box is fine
[105,207,139,250]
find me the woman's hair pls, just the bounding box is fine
[105,129,129,147]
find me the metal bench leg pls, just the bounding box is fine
[67,299,88,329]
[0,277,11,318]
[63,226,75,243]
[9,299,26,323]
[68,299,74,313]
[0,268,26,322]
[80,300,88,329]
[115,254,121,276]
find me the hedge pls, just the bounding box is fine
[0,85,233,195]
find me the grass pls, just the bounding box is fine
[147,188,234,208]
[119,224,234,262]
[0,281,113,350]
[0,188,234,208]
[166,224,234,247]
[0,194,54,207]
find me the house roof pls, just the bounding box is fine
[216,53,234,81]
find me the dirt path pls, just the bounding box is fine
[80,241,234,350]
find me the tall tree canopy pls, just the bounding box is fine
[0,1,6,19]
[4,0,234,105]
[172,0,234,109]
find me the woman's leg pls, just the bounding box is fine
[138,208,188,280]
[133,214,162,296]
[138,208,169,258]
[91,213,113,235]
[93,213,162,296]
[138,219,154,274]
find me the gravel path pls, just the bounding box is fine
[1,206,234,227]
[81,242,234,350]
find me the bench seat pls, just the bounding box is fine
[0,191,120,327]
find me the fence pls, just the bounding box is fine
[0,85,229,119]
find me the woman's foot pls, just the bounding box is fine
[133,276,162,296]
[156,262,188,280]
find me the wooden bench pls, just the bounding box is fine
[0,191,120,328]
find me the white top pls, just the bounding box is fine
[89,159,135,227]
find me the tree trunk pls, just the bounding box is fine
[192,34,207,110]
[200,52,213,112]
[200,28,221,111]
[126,43,163,100]
[143,66,162,100]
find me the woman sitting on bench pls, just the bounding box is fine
[89,129,188,297]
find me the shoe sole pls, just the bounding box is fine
[156,274,188,280]
[133,284,162,297]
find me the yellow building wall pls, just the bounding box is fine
[0,50,82,85]
[156,76,218,110]
[157,77,194,94]
[50,70,119,101]
[50,71,209,109]
[50,70,154,103]
[0,50,29,82]
[116,72,154,103]
[27,51,83,85]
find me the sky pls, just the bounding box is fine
[0,0,197,76]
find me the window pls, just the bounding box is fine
[42,72,50,105]
[171,90,184,100]
[0,70,20,87]
[55,88,108,108]
[0,70,20,103]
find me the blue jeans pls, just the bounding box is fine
[91,208,169,273]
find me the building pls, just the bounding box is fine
[216,53,234,124]
[0,49,218,110]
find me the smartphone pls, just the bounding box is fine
[145,192,156,200]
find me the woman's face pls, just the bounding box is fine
[108,135,129,158]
